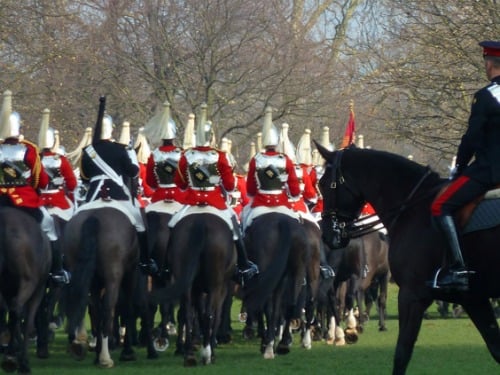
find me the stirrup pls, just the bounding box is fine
[139,260,159,276]
[427,268,473,290]
[50,270,71,285]
[320,265,335,280]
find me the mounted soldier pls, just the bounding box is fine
[79,97,157,276]
[220,137,249,221]
[278,123,334,280]
[133,127,154,207]
[0,90,70,285]
[38,108,78,224]
[243,106,302,230]
[143,101,186,212]
[169,103,259,285]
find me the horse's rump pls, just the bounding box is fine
[243,213,309,315]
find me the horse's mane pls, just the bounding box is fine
[344,147,443,186]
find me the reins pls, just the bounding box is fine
[326,151,445,238]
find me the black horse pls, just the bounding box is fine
[60,206,141,367]
[154,212,235,366]
[242,212,310,358]
[0,207,51,373]
[316,144,500,375]
[333,230,389,333]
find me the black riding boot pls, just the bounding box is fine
[430,215,469,292]
[50,239,71,285]
[138,231,159,276]
[234,237,259,286]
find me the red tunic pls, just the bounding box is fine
[309,166,324,214]
[290,164,318,213]
[246,150,300,208]
[39,150,78,209]
[174,146,234,210]
[146,145,187,204]
[0,139,49,208]
[231,173,249,219]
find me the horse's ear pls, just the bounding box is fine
[313,139,333,161]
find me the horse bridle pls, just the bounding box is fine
[322,149,437,238]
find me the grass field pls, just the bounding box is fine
[21,283,500,374]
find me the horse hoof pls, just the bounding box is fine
[99,359,114,368]
[1,356,18,373]
[153,337,169,352]
[344,332,359,344]
[357,325,364,334]
[68,342,87,361]
[335,338,346,346]
[37,346,49,359]
[243,327,255,340]
[263,351,275,360]
[276,345,290,355]
[147,348,159,360]
[119,349,137,362]
[184,355,197,367]
[379,326,387,332]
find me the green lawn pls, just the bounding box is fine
[22,283,500,374]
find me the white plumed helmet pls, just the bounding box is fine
[261,106,279,147]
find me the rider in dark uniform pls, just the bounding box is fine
[430,40,500,292]
[80,101,157,276]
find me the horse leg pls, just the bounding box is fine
[182,292,197,367]
[98,289,118,368]
[35,288,51,359]
[392,287,432,375]
[261,301,276,359]
[378,274,389,331]
[119,275,139,362]
[2,308,21,373]
[462,298,500,363]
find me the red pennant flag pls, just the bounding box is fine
[340,101,355,149]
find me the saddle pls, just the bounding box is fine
[444,185,500,234]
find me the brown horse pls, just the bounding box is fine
[316,144,500,375]
[0,206,51,373]
[152,212,235,366]
[60,206,142,367]
[242,212,310,358]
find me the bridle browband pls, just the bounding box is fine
[322,149,440,238]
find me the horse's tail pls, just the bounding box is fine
[61,216,98,337]
[150,217,205,304]
[0,220,4,274]
[243,218,292,315]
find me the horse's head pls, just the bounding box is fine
[314,142,364,249]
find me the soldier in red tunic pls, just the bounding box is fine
[0,91,70,284]
[38,110,78,221]
[246,112,301,211]
[144,102,186,208]
[172,104,258,285]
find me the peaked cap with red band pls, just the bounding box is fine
[480,40,500,57]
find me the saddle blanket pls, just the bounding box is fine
[145,200,183,215]
[242,205,300,232]
[74,199,138,227]
[47,205,74,222]
[463,198,500,234]
[356,214,387,235]
[167,205,234,236]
